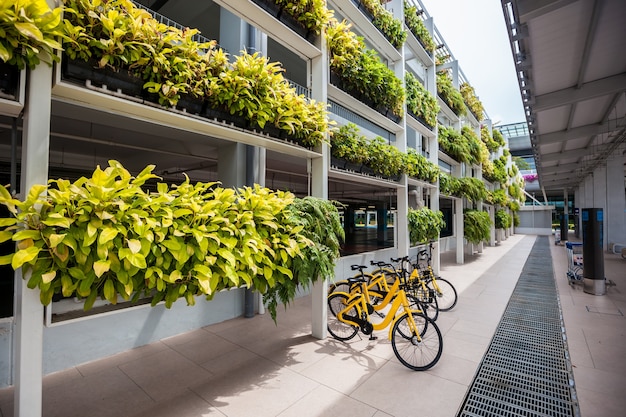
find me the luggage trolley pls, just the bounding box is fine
[566,241,583,285]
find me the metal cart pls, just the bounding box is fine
[566,241,583,285]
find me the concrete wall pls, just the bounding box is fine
[516,205,554,235]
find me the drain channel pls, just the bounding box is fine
[457,236,580,417]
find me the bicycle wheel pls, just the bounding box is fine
[391,313,442,371]
[328,280,350,295]
[327,293,359,341]
[427,277,457,311]
[394,309,429,339]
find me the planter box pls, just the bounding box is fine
[62,57,145,98]
[251,0,317,44]
[408,110,435,131]
[251,0,283,18]
[0,61,20,99]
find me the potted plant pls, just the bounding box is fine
[367,137,404,179]
[438,126,470,163]
[461,126,483,166]
[404,2,435,54]
[436,71,466,116]
[326,18,405,122]
[0,161,343,321]
[408,207,445,245]
[405,71,439,129]
[463,209,491,244]
[404,148,439,183]
[357,0,407,48]
[61,0,330,147]
[481,126,500,153]
[330,123,369,170]
[460,82,484,121]
[495,209,512,230]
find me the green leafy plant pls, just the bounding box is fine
[404,148,439,183]
[457,177,488,203]
[495,209,512,229]
[61,0,330,146]
[358,0,407,48]
[0,161,343,320]
[438,172,461,196]
[404,2,435,53]
[326,18,405,120]
[436,71,466,116]
[264,196,344,319]
[461,126,483,166]
[274,0,333,35]
[405,71,439,128]
[487,189,508,206]
[0,0,64,69]
[408,207,444,245]
[484,157,507,185]
[480,126,500,153]
[464,209,491,244]
[460,82,484,121]
[438,126,470,163]
[492,129,506,148]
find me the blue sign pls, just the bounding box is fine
[597,210,603,221]
[582,210,589,221]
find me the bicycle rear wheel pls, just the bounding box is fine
[427,277,457,311]
[327,293,359,341]
[391,313,442,371]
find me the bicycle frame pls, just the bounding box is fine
[335,280,423,341]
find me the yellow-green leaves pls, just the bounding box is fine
[0,162,344,320]
[0,0,64,69]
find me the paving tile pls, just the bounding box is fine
[277,385,379,417]
[42,367,154,417]
[118,348,212,402]
[350,361,467,417]
[129,389,222,417]
[192,357,317,417]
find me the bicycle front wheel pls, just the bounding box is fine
[391,313,442,371]
[327,293,359,341]
[427,277,457,311]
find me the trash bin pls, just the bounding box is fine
[582,208,605,295]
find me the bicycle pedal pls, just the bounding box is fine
[369,335,378,340]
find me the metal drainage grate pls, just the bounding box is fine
[457,236,580,417]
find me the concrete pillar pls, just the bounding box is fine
[593,165,607,249]
[309,30,328,340]
[606,152,625,249]
[14,58,53,417]
[454,197,464,264]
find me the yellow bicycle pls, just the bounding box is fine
[327,265,443,371]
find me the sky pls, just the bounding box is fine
[418,0,526,126]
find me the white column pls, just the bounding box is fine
[606,151,626,246]
[593,165,607,249]
[454,197,464,264]
[14,62,53,417]
[309,32,328,340]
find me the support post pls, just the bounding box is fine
[14,60,53,417]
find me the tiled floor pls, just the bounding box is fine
[0,234,624,417]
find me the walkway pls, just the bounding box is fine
[0,234,624,416]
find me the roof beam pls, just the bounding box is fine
[540,162,582,174]
[533,73,626,112]
[540,142,614,162]
[516,0,578,22]
[536,122,611,144]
